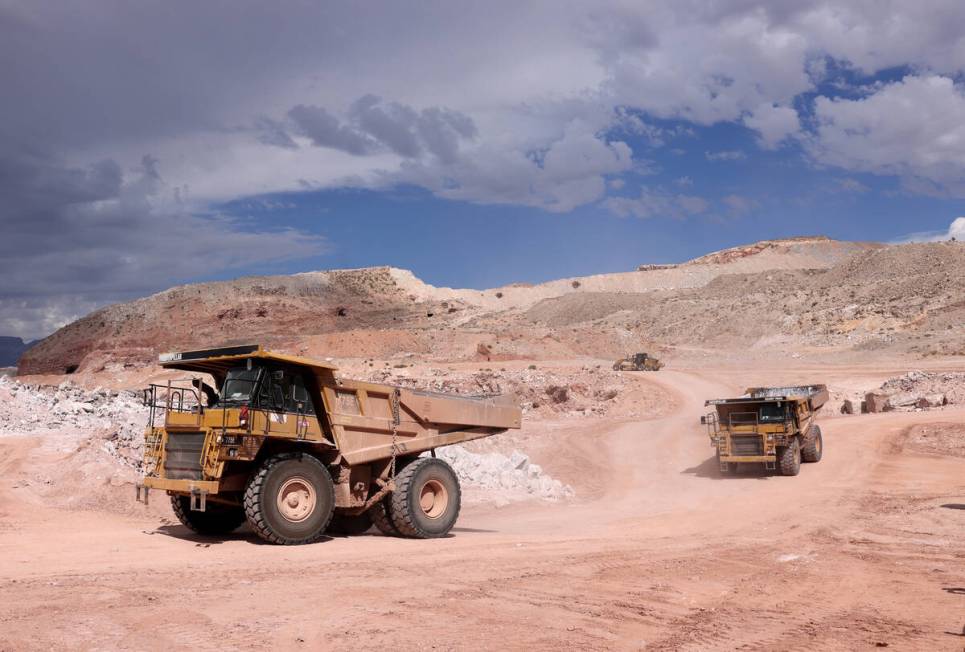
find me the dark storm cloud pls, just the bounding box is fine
[287,105,375,155]
[254,117,299,150]
[282,96,478,164]
[0,145,326,338]
[350,95,424,158]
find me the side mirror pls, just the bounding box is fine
[700,415,707,425]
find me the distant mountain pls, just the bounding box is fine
[17,236,892,376]
[0,336,32,367]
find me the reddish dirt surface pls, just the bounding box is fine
[0,363,963,651]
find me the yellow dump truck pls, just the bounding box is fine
[702,385,828,476]
[137,345,521,544]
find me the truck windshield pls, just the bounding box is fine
[759,402,785,423]
[221,367,262,405]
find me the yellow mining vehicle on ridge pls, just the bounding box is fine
[613,352,663,371]
[137,345,520,544]
[702,385,828,476]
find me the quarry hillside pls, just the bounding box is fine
[18,236,965,377]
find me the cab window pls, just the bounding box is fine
[759,401,786,423]
[289,375,314,413]
[257,368,314,413]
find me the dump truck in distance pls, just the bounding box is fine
[137,345,521,544]
[613,352,663,371]
[702,385,828,476]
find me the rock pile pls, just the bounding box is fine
[840,371,965,414]
[0,375,147,468]
[435,446,574,502]
[358,366,627,418]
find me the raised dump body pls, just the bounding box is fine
[702,385,828,476]
[137,345,521,543]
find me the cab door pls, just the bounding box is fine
[254,369,322,440]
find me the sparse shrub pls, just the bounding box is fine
[571,280,581,289]
[528,364,537,370]
[545,385,569,404]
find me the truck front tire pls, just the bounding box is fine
[802,425,823,463]
[778,438,802,476]
[389,458,461,538]
[170,494,246,535]
[244,453,335,545]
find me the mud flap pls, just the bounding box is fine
[190,488,208,512]
[764,460,776,471]
[135,484,150,506]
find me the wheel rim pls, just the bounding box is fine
[419,479,449,519]
[276,476,317,523]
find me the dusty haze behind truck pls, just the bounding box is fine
[138,345,521,544]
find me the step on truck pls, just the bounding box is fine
[136,345,521,544]
[701,385,828,476]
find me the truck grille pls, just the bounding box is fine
[730,435,764,456]
[163,432,205,480]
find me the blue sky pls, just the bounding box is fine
[213,113,963,290]
[3,2,965,338]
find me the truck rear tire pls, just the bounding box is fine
[328,511,373,536]
[170,494,246,535]
[371,497,400,536]
[244,453,335,545]
[389,458,461,538]
[778,438,802,476]
[802,425,823,463]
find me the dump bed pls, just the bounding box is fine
[706,384,828,411]
[323,378,521,465]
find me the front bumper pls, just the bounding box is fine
[141,477,220,494]
[718,454,777,463]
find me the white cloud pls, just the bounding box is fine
[744,103,800,148]
[810,75,965,194]
[893,217,965,243]
[835,178,870,193]
[604,188,709,219]
[722,194,760,216]
[705,150,747,162]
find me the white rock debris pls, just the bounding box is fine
[0,375,148,468]
[435,445,574,501]
[0,376,571,502]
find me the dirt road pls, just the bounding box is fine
[1,368,963,650]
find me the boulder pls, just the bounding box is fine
[864,392,890,413]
